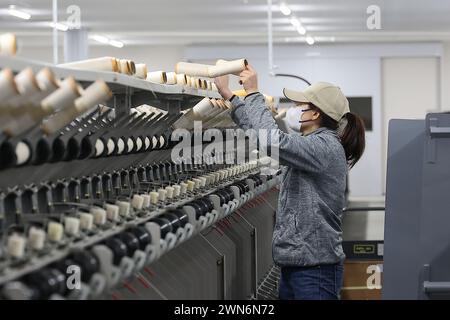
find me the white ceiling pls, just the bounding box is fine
[1,0,450,47]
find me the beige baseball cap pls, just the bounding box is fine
[283,82,350,122]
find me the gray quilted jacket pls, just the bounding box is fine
[230,93,347,266]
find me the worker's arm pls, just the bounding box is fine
[229,95,253,130]
[230,92,332,173]
[214,75,253,130]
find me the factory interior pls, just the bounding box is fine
[0,0,449,306]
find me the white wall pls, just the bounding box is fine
[381,58,440,192]
[15,45,183,72]
[15,46,59,64]
[442,42,450,111]
[381,57,439,118]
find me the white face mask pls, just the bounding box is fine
[286,107,313,132]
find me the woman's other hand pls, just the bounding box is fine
[240,64,258,95]
[214,75,233,100]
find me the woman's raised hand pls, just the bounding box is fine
[239,64,258,95]
[214,74,233,100]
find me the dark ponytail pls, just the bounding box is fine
[311,104,366,169]
[339,112,365,168]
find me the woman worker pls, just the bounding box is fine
[214,64,366,300]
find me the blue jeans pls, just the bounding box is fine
[279,263,344,300]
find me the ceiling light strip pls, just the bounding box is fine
[90,34,125,48]
[8,5,31,20]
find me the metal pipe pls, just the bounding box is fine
[52,0,58,65]
[424,281,450,293]
[267,0,273,73]
[343,206,385,212]
[274,73,312,86]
